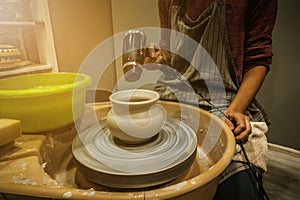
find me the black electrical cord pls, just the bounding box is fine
[196,92,270,200]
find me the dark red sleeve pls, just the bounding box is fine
[244,0,278,74]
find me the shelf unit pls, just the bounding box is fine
[0,0,58,78]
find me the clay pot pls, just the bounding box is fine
[106,89,167,144]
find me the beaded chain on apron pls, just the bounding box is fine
[155,0,270,199]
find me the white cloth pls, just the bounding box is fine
[219,122,268,183]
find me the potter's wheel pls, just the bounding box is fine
[72,118,197,188]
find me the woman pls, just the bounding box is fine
[145,0,277,199]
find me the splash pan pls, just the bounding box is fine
[0,101,235,200]
[72,118,197,188]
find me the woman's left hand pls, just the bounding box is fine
[223,111,251,144]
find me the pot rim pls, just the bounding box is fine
[109,89,160,106]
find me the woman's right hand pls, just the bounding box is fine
[143,43,170,70]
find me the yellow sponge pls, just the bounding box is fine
[0,119,22,146]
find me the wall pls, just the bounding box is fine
[258,0,300,150]
[48,0,160,92]
[111,0,160,33]
[48,0,116,91]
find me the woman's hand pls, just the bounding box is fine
[223,111,251,144]
[223,66,267,143]
[143,43,170,70]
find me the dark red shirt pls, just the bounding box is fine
[158,0,277,82]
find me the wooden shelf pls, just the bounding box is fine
[0,64,53,79]
[0,21,44,27]
[0,0,58,76]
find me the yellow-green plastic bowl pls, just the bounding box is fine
[0,72,91,133]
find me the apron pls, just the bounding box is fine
[155,0,269,182]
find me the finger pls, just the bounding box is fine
[233,115,250,135]
[235,128,250,143]
[233,121,247,136]
[235,117,251,143]
[223,117,235,131]
[155,54,163,63]
[148,42,156,58]
[144,52,162,65]
[227,112,244,135]
[144,57,151,64]
[226,112,251,143]
[143,56,162,70]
